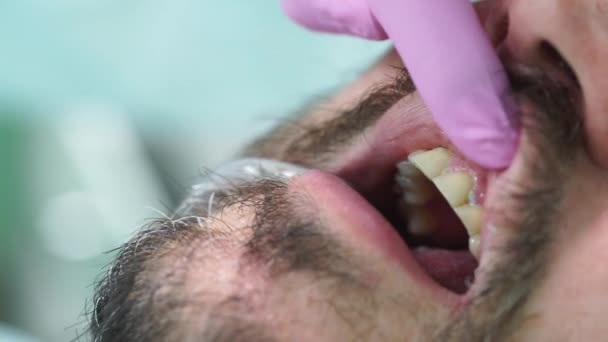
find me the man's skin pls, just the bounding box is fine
[88,1,608,341]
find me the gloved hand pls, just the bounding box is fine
[280,0,519,169]
[280,0,386,40]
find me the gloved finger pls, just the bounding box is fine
[369,0,518,168]
[280,0,388,40]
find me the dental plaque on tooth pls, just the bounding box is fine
[395,147,482,259]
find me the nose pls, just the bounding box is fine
[487,0,608,167]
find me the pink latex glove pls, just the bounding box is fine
[281,0,519,169]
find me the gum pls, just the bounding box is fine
[446,154,488,205]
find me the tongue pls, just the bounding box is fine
[412,247,478,294]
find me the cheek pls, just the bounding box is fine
[515,237,608,339]
[262,265,449,342]
[260,270,395,341]
[513,206,608,339]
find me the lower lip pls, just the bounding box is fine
[291,169,462,305]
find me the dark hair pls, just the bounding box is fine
[88,180,292,342]
[89,216,209,341]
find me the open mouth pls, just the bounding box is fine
[323,101,493,298]
[377,147,483,294]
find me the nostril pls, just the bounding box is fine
[489,13,510,47]
[539,40,581,88]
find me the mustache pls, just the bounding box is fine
[244,60,582,173]
[243,68,416,166]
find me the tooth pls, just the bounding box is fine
[403,187,434,205]
[432,171,474,207]
[454,205,483,236]
[408,147,451,179]
[405,205,437,236]
[397,160,426,179]
[469,235,481,259]
[396,162,436,204]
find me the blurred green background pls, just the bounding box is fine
[0,1,387,341]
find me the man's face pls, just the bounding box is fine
[91,1,608,341]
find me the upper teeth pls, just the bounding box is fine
[454,205,482,236]
[408,147,451,178]
[432,172,473,207]
[396,147,482,259]
[396,161,435,205]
